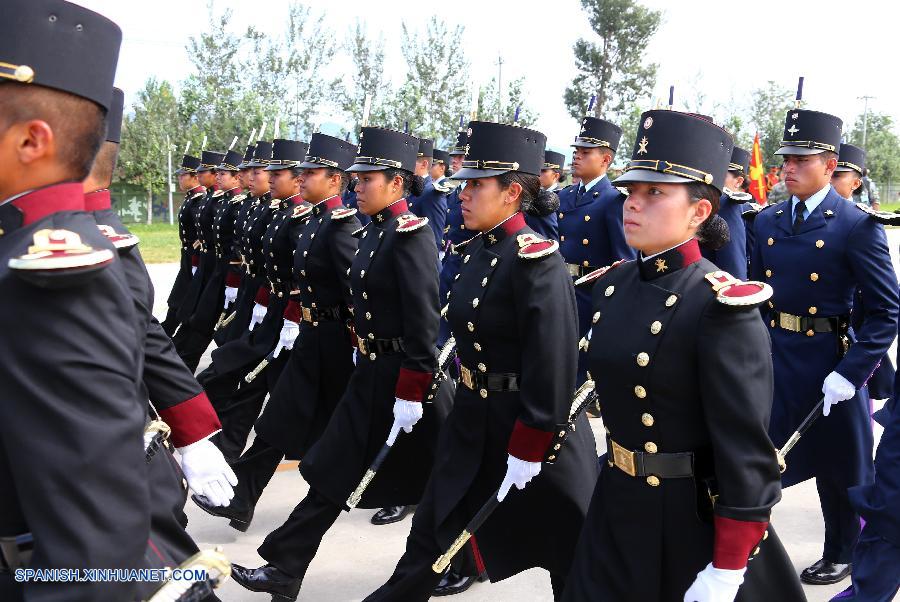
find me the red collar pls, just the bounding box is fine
[312,195,344,216]
[223,186,241,195]
[638,238,702,281]
[12,182,85,226]
[372,199,409,224]
[484,212,526,247]
[84,189,112,211]
[189,185,205,195]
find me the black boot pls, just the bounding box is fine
[231,564,301,601]
[191,494,254,532]
[433,569,487,596]
[370,505,412,525]
[800,558,852,585]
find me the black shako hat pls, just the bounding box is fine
[298,133,357,171]
[433,149,450,165]
[729,146,750,174]
[544,150,565,172]
[0,0,122,110]
[449,128,469,156]
[613,110,733,193]
[217,150,244,171]
[572,116,622,151]
[105,87,124,143]
[238,144,256,169]
[246,140,274,168]
[417,138,434,158]
[197,150,225,173]
[836,143,866,175]
[174,154,201,175]
[265,139,310,171]
[774,109,842,156]
[451,121,546,180]
[347,127,419,173]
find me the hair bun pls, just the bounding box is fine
[523,188,560,217]
[697,214,730,251]
[410,174,425,197]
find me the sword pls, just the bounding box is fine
[432,378,596,572]
[216,310,237,331]
[775,396,824,473]
[147,547,231,602]
[144,420,172,464]
[244,349,277,383]
[346,337,457,509]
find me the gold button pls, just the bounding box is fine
[650,321,662,335]
[558,430,566,437]
[365,312,372,319]
[481,277,488,286]
[473,342,482,351]
[752,546,761,556]
[548,455,557,461]
[767,237,774,246]
[472,298,479,307]
[665,295,677,307]
[360,269,366,277]
[467,322,475,332]
[479,389,488,399]
[634,385,647,399]
[809,306,817,315]
[561,235,566,241]
[646,475,660,487]
[816,239,825,248]
[363,292,368,299]
[464,255,471,263]
[368,333,375,340]
[641,413,654,427]
[584,215,591,222]
[592,312,601,324]
[477,363,487,372]
[369,250,374,257]
[765,269,772,277]
[636,352,650,367]
[770,320,776,327]
[644,442,658,453]
[553,443,562,450]
[582,238,589,245]
[369,353,377,360]
[810,273,819,282]
[767,301,774,309]
[763,530,769,540]
[806,329,814,337]
[605,285,615,297]
[559,212,564,219]
[490,258,498,267]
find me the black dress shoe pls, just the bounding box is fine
[433,569,487,596]
[190,494,254,532]
[231,563,301,601]
[800,558,851,585]
[370,505,412,525]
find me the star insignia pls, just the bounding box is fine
[637,136,649,155]
[655,258,668,273]
[791,113,799,120]
[487,234,497,244]
[787,124,799,136]
[376,214,384,222]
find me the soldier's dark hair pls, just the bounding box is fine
[87,141,119,189]
[0,82,106,180]
[686,181,729,251]
[496,171,560,217]
[325,167,350,194]
[820,151,838,164]
[382,168,425,198]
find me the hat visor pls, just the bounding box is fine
[347,163,390,173]
[833,165,862,174]
[448,150,466,156]
[245,161,266,168]
[216,165,239,172]
[264,164,291,171]
[774,146,824,156]
[450,167,513,180]
[612,169,695,187]
[571,140,604,149]
[237,162,252,169]
[173,168,194,175]
[297,160,337,170]
[196,166,216,173]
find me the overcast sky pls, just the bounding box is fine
[77,0,899,155]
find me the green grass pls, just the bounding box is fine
[878,202,900,214]
[128,223,181,264]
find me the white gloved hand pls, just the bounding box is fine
[177,438,238,507]
[684,563,745,602]
[223,286,238,308]
[272,319,300,358]
[248,302,267,331]
[191,266,198,276]
[497,455,542,502]
[822,371,856,417]
[386,399,424,446]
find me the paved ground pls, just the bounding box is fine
[146,229,900,601]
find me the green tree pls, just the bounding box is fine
[847,112,900,184]
[749,81,794,163]
[563,0,661,120]
[340,21,392,138]
[477,76,539,128]
[612,101,645,168]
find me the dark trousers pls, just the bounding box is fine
[841,524,900,601]
[208,374,268,461]
[161,306,180,337]
[817,477,862,563]
[231,437,283,510]
[173,326,214,374]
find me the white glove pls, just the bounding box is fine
[684,563,745,602]
[223,286,238,308]
[248,302,267,331]
[177,438,238,507]
[191,265,198,276]
[497,454,542,502]
[822,371,855,416]
[386,399,424,446]
[272,319,299,358]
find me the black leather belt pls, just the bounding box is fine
[459,364,520,397]
[301,304,343,324]
[0,533,33,572]
[607,437,694,479]
[357,336,404,358]
[773,311,848,334]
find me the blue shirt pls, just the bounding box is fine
[579,173,607,195]
[790,183,831,221]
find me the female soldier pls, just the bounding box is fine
[563,110,805,602]
[230,127,451,601]
[364,121,599,602]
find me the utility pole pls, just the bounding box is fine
[858,95,875,150]
[166,134,174,225]
[497,56,503,122]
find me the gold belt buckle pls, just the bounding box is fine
[358,336,368,356]
[610,439,637,477]
[301,306,313,323]
[459,365,474,390]
[778,312,802,332]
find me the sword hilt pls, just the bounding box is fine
[346,469,376,509]
[568,379,596,421]
[216,310,237,331]
[213,311,227,331]
[244,358,269,383]
[432,530,472,574]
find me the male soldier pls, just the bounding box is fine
[702,145,751,278]
[750,108,899,586]
[540,150,566,192]
[408,137,450,251]
[438,127,470,346]
[431,148,450,183]
[560,115,635,386]
[0,2,150,599]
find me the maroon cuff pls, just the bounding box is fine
[158,392,222,448]
[254,286,270,307]
[225,271,242,287]
[284,300,301,322]
[713,515,768,569]
[395,367,432,402]
[507,419,554,462]
[190,255,200,267]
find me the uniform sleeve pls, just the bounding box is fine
[712,203,748,279]
[523,213,559,241]
[393,227,440,401]
[507,254,578,461]
[747,214,765,283]
[697,299,781,569]
[225,203,244,287]
[837,217,899,388]
[329,216,361,311]
[605,193,637,261]
[0,270,150,601]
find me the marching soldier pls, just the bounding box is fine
[231,126,451,601]
[163,153,206,335]
[438,127,471,347]
[540,150,566,192]
[750,107,898,586]
[702,146,751,278]
[0,2,151,599]
[237,142,256,191]
[564,109,805,602]
[408,137,450,251]
[560,115,636,386]
[193,133,360,531]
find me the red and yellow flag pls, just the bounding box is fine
[748,132,767,204]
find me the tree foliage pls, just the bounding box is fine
[847,112,900,184]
